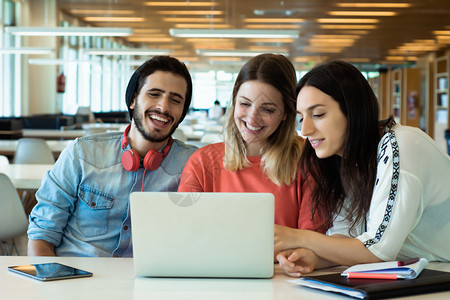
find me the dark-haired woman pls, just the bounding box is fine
[277,60,450,277]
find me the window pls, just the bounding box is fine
[192,70,235,109]
[1,0,18,117]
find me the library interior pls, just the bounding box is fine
[0,1,449,299]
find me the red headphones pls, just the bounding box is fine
[121,125,172,172]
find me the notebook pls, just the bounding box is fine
[129,192,275,278]
[292,268,450,299]
[341,258,428,280]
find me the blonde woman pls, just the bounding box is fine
[178,54,327,256]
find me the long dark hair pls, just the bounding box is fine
[297,61,380,231]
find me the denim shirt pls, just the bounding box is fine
[28,131,197,257]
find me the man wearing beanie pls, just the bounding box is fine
[27,56,197,257]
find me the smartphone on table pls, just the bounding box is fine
[8,262,93,281]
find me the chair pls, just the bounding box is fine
[0,173,29,255]
[0,155,9,168]
[76,106,96,123]
[13,138,55,164]
[13,139,54,216]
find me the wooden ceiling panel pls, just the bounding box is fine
[57,0,450,70]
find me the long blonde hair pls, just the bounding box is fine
[223,53,302,185]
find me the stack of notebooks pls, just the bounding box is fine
[291,258,450,299]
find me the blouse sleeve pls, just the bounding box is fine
[355,131,423,261]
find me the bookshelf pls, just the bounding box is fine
[391,69,403,124]
[434,55,449,151]
[403,67,421,128]
[369,73,389,119]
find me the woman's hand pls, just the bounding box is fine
[274,224,303,256]
[276,248,319,277]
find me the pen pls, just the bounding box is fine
[344,272,405,280]
[397,258,420,266]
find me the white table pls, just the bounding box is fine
[22,129,86,140]
[22,124,127,140]
[0,140,72,157]
[0,256,448,300]
[0,164,52,190]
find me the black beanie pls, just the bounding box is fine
[125,64,143,118]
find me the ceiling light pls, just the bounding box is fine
[248,38,295,43]
[157,10,222,15]
[304,47,343,53]
[127,37,174,42]
[385,56,416,61]
[145,1,218,6]
[186,38,233,42]
[133,29,161,34]
[28,58,100,65]
[5,26,133,36]
[335,30,369,35]
[174,24,231,29]
[150,44,184,49]
[311,34,361,39]
[310,39,355,44]
[84,48,172,56]
[336,3,411,8]
[192,44,235,50]
[244,18,304,23]
[197,49,289,57]
[248,46,289,52]
[0,47,53,54]
[435,36,450,44]
[433,31,450,35]
[328,11,397,16]
[70,10,135,15]
[163,17,224,22]
[83,17,145,22]
[245,25,301,29]
[317,18,379,23]
[294,56,323,63]
[320,24,377,29]
[411,39,436,44]
[170,29,298,38]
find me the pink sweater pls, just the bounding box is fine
[178,143,326,232]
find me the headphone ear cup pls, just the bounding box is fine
[122,149,140,172]
[143,150,163,171]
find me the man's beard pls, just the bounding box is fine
[132,101,178,143]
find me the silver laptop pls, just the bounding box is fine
[130,192,275,278]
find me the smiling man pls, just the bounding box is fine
[27,56,198,257]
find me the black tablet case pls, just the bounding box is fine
[301,269,450,299]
